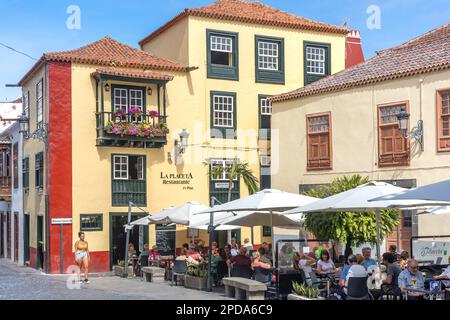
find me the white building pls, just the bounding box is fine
[0,99,24,265]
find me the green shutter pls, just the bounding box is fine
[111,155,147,207]
[303,41,331,86]
[255,36,285,84]
[207,29,239,81]
[210,91,237,140]
[23,158,29,191]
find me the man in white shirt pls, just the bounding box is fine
[433,256,450,288]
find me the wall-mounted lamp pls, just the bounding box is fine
[147,87,153,96]
[104,83,110,92]
[173,129,190,165]
[396,108,424,151]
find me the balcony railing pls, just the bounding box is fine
[96,112,168,149]
[0,176,12,201]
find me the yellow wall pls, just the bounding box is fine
[69,16,347,252]
[272,70,450,236]
[22,65,47,249]
[23,15,347,257]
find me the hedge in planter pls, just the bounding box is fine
[184,266,208,291]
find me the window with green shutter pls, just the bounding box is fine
[255,36,284,84]
[207,30,239,81]
[35,153,44,190]
[23,158,29,192]
[304,41,331,85]
[258,95,272,140]
[112,154,146,207]
[210,91,237,140]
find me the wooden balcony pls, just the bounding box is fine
[96,112,168,149]
[0,176,12,202]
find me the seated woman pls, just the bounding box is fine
[296,252,316,284]
[252,247,272,284]
[317,249,336,276]
[148,245,161,264]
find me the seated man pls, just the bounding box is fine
[362,247,377,270]
[371,252,402,299]
[398,259,426,300]
[433,256,450,288]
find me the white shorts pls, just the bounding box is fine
[76,251,88,261]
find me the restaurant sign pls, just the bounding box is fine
[412,240,449,264]
[160,172,194,190]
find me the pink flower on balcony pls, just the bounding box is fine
[147,110,159,118]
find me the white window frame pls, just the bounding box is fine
[36,80,43,127]
[210,35,233,53]
[258,41,279,71]
[129,89,144,110]
[137,156,144,180]
[306,46,326,75]
[260,97,272,116]
[210,159,238,181]
[213,95,234,128]
[113,88,128,113]
[23,91,29,117]
[113,155,128,180]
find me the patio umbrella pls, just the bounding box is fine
[369,179,450,205]
[283,181,436,262]
[195,189,318,264]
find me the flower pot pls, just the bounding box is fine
[287,293,325,301]
[184,274,208,291]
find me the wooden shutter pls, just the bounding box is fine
[307,113,332,170]
[378,103,410,167]
[437,89,450,152]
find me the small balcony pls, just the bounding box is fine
[0,176,12,202]
[96,111,168,149]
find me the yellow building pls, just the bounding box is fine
[271,23,450,254]
[18,0,349,273]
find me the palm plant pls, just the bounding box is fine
[205,159,259,202]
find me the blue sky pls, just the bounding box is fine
[0,0,449,100]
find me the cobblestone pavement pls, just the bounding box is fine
[0,259,230,300]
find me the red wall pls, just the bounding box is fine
[48,61,73,274]
[88,251,110,272]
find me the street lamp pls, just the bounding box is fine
[173,129,190,165]
[396,109,424,152]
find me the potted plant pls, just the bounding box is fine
[113,260,133,277]
[288,281,324,300]
[184,265,208,291]
[114,108,127,123]
[129,107,143,122]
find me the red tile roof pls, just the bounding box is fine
[93,67,174,82]
[272,22,450,103]
[140,0,348,46]
[19,36,187,85]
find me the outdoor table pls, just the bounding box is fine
[404,287,446,300]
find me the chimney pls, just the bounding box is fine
[346,30,365,68]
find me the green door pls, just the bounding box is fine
[36,216,43,270]
[24,214,30,263]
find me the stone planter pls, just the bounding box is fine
[184,274,208,291]
[288,294,325,301]
[113,265,134,278]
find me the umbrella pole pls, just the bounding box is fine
[376,210,381,265]
[123,200,133,278]
[270,210,275,265]
[207,212,215,292]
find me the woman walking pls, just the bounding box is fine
[74,232,90,284]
